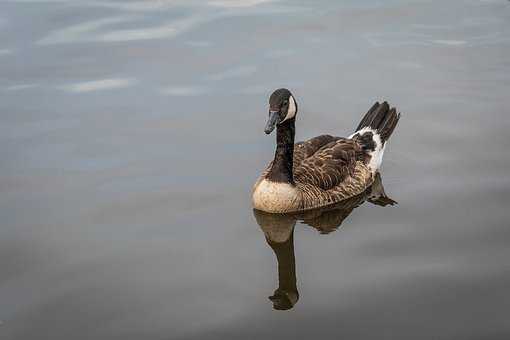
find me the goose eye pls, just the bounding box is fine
[282,100,288,106]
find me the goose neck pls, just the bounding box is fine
[267,119,295,184]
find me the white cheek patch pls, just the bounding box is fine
[281,95,296,122]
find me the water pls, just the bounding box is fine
[1,0,510,339]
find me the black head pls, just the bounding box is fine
[264,88,297,134]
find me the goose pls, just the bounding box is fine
[252,88,400,213]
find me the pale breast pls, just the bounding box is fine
[252,178,301,213]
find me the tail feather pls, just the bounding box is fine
[355,102,380,131]
[350,101,401,172]
[355,101,400,144]
[355,102,378,131]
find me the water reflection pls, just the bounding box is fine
[253,173,396,310]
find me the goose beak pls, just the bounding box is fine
[265,110,279,134]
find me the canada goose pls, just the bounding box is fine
[254,173,396,310]
[252,88,400,213]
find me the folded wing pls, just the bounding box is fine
[293,137,366,191]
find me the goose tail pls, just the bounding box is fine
[354,101,401,143]
[350,101,401,171]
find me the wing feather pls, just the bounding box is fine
[293,137,364,191]
[293,135,341,166]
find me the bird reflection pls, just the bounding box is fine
[253,173,396,310]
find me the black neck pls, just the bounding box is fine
[267,118,295,184]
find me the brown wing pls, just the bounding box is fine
[293,137,365,191]
[293,135,341,167]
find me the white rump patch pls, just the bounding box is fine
[281,95,296,123]
[349,127,385,173]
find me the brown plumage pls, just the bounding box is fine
[252,88,400,213]
[292,136,373,210]
[293,136,368,189]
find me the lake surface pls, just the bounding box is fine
[1,0,510,339]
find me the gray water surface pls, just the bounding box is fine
[1,0,510,339]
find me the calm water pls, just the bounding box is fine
[1,0,510,339]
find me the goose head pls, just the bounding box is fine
[264,88,298,134]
